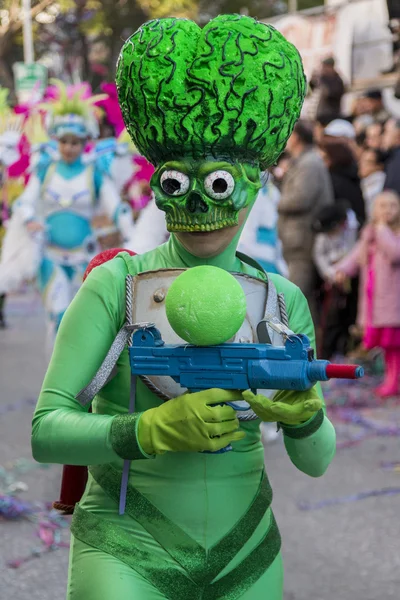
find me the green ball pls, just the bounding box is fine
[165,266,247,346]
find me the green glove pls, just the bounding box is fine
[242,387,323,426]
[138,388,246,455]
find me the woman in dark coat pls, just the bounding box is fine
[319,138,366,226]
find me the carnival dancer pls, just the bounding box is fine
[0,88,28,327]
[0,81,133,336]
[32,17,336,600]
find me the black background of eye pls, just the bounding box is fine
[161,175,230,196]
[161,178,182,194]
[211,178,228,194]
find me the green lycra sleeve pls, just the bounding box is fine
[31,256,137,465]
[270,278,336,477]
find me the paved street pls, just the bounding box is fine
[1,291,400,600]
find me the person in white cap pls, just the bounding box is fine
[324,119,356,140]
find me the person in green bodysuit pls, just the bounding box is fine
[31,15,336,600]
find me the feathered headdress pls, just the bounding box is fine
[40,80,105,139]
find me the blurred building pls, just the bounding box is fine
[266,0,400,116]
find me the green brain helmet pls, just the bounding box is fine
[117,15,306,232]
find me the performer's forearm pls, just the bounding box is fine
[31,407,118,465]
[282,413,336,477]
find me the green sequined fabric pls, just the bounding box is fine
[70,464,281,599]
[281,408,324,439]
[71,504,199,600]
[110,413,151,460]
[89,463,272,584]
[207,514,281,600]
[90,463,205,581]
[71,505,280,600]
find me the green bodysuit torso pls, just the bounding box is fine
[32,234,336,600]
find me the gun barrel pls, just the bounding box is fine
[325,364,364,379]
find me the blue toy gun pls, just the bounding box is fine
[127,323,363,458]
[114,321,364,511]
[129,323,364,393]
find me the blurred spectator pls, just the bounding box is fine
[278,120,333,317]
[323,118,361,161]
[362,89,391,124]
[382,118,400,194]
[350,95,370,118]
[353,114,375,135]
[335,191,400,398]
[309,57,345,122]
[359,148,386,219]
[312,202,358,358]
[239,176,288,276]
[319,138,366,225]
[354,131,367,161]
[365,122,384,149]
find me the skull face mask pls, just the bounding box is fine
[151,159,261,232]
[116,14,306,234]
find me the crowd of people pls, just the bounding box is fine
[270,58,400,398]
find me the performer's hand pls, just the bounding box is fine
[138,388,245,455]
[242,387,322,426]
[26,221,44,233]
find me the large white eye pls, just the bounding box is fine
[204,170,235,200]
[160,170,190,196]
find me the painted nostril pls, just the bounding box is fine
[186,192,208,214]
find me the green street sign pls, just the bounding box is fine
[12,62,48,103]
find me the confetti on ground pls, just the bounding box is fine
[380,461,400,472]
[3,500,70,569]
[321,351,398,412]
[321,356,400,452]
[297,487,400,511]
[0,460,70,568]
[336,432,376,449]
[330,407,400,437]
[0,458,50,495]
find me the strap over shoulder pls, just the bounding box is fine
[76,260,290,406]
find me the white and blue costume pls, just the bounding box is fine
[0,111,133,334]
[239,179,288,277]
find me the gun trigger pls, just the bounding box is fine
[226,401,251,412]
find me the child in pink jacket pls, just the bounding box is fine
[335,190,400,398]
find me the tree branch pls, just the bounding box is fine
[9,0,55,33]
[30,0,55,19]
